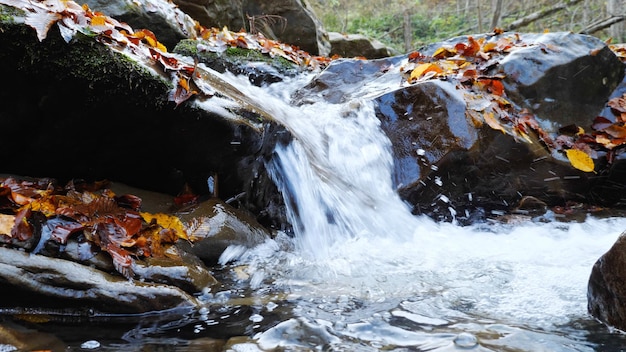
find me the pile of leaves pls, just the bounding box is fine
[0,176,189,279]
[401,30,626,173]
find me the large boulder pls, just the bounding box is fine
[171,0,331,56]
[328,31,395,59]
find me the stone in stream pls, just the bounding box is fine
[588,231,626,331]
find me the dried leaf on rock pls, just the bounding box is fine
[603,123,626,139]
[592,116,614,131]
[140,212,189,241]
[0,214,15,236]
[608,94,626,120]
[483,111,507,133]
[565,149,595,172]
[409,63,442,82]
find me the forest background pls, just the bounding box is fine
[309,0,626,54]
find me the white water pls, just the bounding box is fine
[206,70,626,351]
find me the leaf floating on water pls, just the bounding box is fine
[565,149,595,173]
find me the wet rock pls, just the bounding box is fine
[0,8,285,229]
[0,247,201,314]
[420,32,623,132]
[79,0,200,49]
[131,247,219,294]
[173,39,303,86]
[177,198,272,265]
[588,231,626,331]
[0,320,67,352]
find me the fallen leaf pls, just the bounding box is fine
[409,63,442,81]
[0,214,15,236]
[565,149,595,172]
[140,212,188,241]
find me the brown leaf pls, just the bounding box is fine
[591,116,613,131]
[604,124,626,139]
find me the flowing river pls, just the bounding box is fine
[36,67,626,351]
[199,71,626,351]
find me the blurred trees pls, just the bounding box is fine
[309,0,626,53]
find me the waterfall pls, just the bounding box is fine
[210,70,431,262]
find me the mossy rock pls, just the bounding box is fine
[174,39,303,86]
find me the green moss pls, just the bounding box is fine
[0,19,174,111]
[173,39,297,71]
[0,4,25,24]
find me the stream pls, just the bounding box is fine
[12,66,626,352]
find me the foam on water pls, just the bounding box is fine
[209,70,626,349]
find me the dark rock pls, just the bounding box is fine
[0,321,67,352]
[173,39,303,86]
[0,11,286,229]
[588,231,626,330]
[79,0,199,49]
[172,0,331,56]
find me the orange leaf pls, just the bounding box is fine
[604,124,626,139]
[409,63,442,81]
[90,15,106,26]
[432,47,455,59]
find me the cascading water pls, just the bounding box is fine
[210,71,626,351]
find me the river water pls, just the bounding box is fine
[21,66,626,351]
[202,72,626,351]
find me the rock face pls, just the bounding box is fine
[588,231,626,330]
[328,31,395,59]
[171,0,331,56]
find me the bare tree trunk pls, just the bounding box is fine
[607,0,625,42]
[477,0,483,32]
[491,0,503,29]
[403,9,412,52]
[580,15,625,35]
[505,0,584,31]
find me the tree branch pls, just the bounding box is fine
[579,15,625,35]
[504,0,584,31]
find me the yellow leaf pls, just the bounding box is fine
[156,41,167,53]
[565,149,595,173]
[140,212,189,240]
[91,15,107,26]
[144,35,157,47]
[409,63,442,81]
